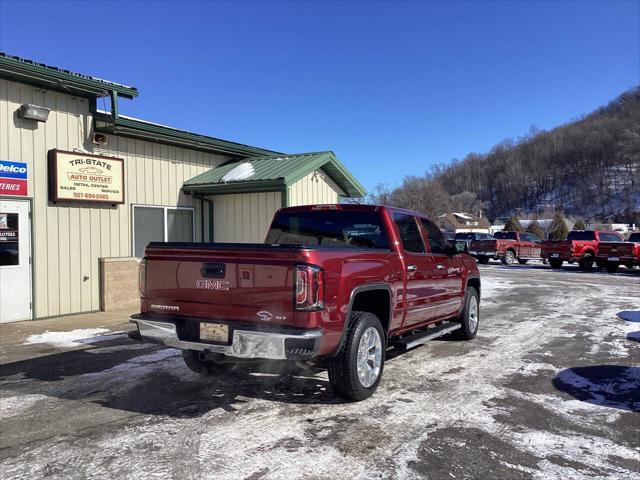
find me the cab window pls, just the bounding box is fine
[421,218,449,254]
[599,232,622,242]
[393,213,426,253]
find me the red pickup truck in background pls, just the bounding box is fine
[541,230,624,270]
[469,231,541,265]
[596,232,640,273]
[130,205,481,401]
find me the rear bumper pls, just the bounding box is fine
[130,314,323,361]
[541,252,571,261]
[470,250,497,258]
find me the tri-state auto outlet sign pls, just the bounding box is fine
[0,160,28,196]
[49,150,124,204]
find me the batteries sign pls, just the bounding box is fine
[0,160,28,196]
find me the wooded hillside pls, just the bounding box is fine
[369,88,640,222]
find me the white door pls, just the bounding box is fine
[0,199,32,323]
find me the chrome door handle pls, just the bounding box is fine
[436,264,445,270]
[407,264,418,271]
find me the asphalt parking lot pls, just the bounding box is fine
[1,263,639,479]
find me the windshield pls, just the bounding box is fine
[494,232,517,240]
[567,231,595,241]
[265,210,390,249]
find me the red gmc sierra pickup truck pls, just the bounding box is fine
[541,230,623,270]
[596,232,640,273]
[130,204,481,401]
[469,231,541,265]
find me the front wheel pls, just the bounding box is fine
[501,250,516,265]
[328,311,385,401]
[453,288,480,340]
[579,254,595,271]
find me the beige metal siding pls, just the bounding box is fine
[210,192,281,243]
[288,169,344,206]
[0,78,229,318]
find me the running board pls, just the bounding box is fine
[394,322,462,349]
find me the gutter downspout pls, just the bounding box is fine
[203,196,214,242]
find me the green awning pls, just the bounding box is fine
[182,151,366,198]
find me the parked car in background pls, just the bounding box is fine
[469,231,541,265]
[596,232,640,273]
[541,230,624,271]
[455,232,495,250]
[130,204,481,401]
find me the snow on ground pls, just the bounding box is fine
[1,265,639,479]
[23,328,125,348]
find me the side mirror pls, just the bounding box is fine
[453,240,468,255]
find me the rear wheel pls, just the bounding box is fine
[579,254,595,271]
[501,250,516,265]
[517,259,528,265]
[453,287,479,340]
[328,311,385,401]
[549,259,563,269]
[182,350,234,375]
[605,262,619,273]
[477,255,489,265]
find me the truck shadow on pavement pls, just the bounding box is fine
[0,336,352,418]
[552,365,640,413]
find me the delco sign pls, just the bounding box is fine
[0,160,28,196]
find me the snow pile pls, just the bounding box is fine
[23,328,123,348]
[221,162,255,182]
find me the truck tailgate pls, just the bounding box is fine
[597,242,635,259]
[142,243,302,328]
[541,240,572,256]
[471,239,497,252]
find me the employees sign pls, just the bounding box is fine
[49,150,124,204]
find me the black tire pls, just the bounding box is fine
[579,254,595,271]
[453,287,480,340]
[517,259,528,265]
[182,350,233,375]
[549,258,563,269]
[328,311,385,401]
[501,250,516,266]
[605,262,619,274]
[477,256,489,265]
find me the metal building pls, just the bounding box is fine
[0,53,365,323]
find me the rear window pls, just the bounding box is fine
[266,210,390,249]
[628,233,640,242]
[455,233,474,240]
[568,231,595,241]
[599,232,623,242]
[494,232,517,240]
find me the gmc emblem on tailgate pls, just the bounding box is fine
[196,279,230,291]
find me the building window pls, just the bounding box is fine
[132,205,195,257]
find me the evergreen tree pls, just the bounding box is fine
[526,220,545,240]
[548,212,569,240]
[503,215,523,232]
[574,218,587,230]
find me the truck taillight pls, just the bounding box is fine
[138,259,147,298]
[295,265,324,311]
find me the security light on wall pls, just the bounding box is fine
[19,104,50,122]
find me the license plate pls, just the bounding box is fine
[200,322,229,343]
[551,253,560,258]
[608,256,620,261]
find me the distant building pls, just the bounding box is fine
[587,223,632,234]
[438,212,491,233]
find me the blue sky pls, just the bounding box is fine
[1,1,638,192]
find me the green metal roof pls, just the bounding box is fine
[94,112,282,158]
[0,53,138,99]
[183,151,366,198]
